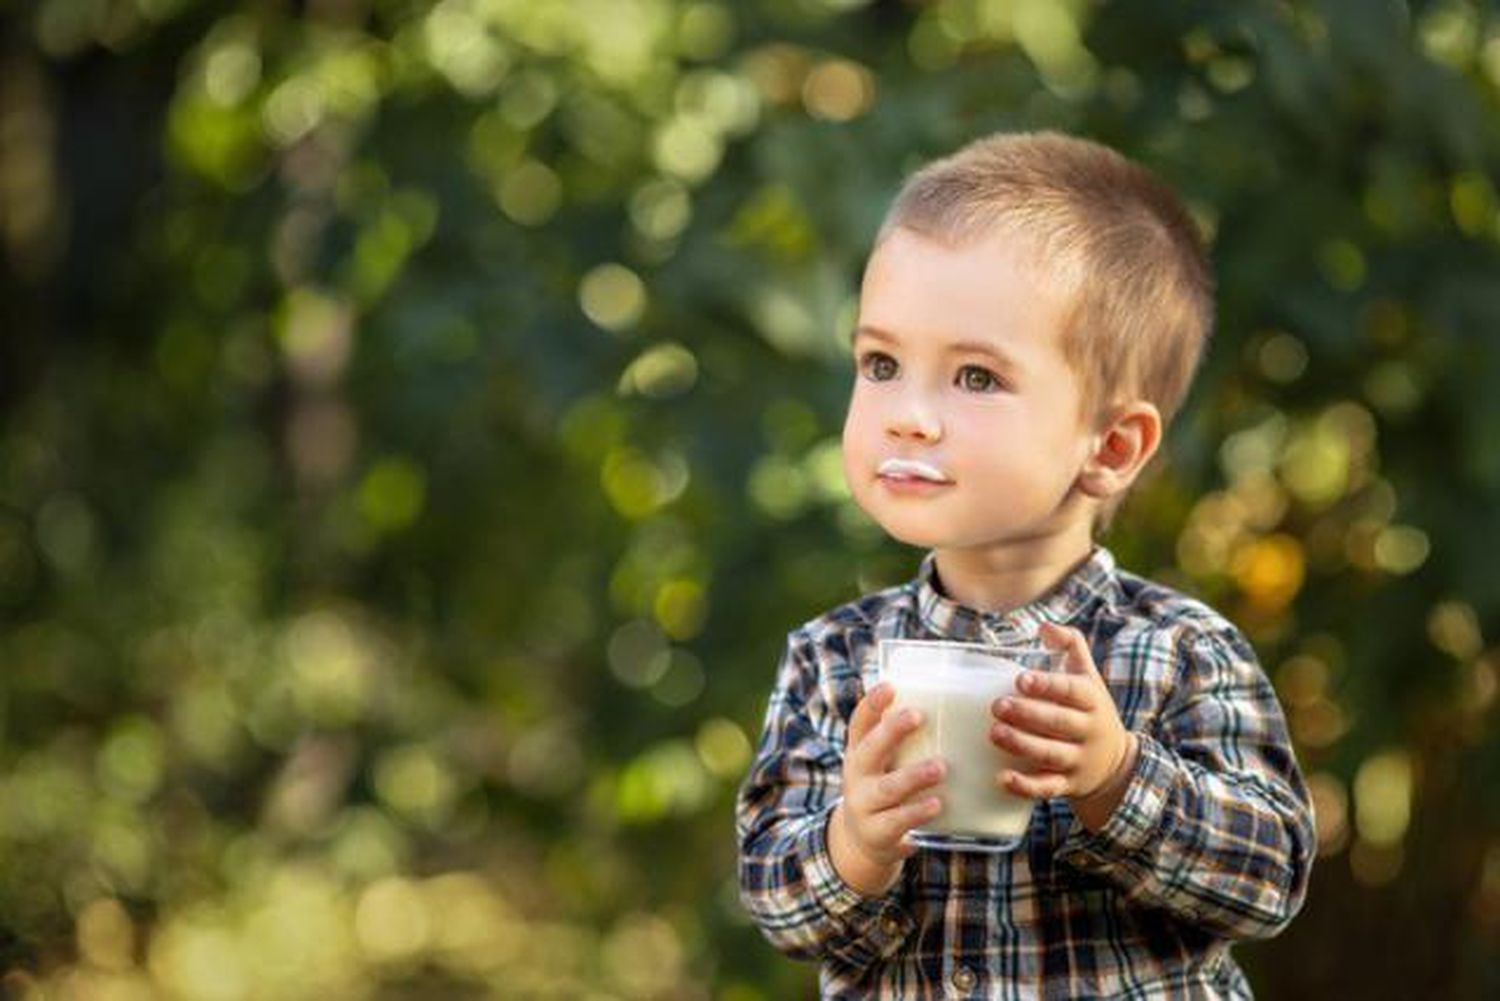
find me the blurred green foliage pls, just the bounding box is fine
[1,0,1498,997]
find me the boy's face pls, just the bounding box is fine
[842,226,1099,554]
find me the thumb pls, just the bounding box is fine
[1039,622,1093,676]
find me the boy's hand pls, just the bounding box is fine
[989,622,1139,830]
[829,682,947,896]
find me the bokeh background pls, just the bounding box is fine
[2,0,1499,997]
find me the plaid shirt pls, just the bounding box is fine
[736,547,1316,999]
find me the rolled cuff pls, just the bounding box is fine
[1055,732,1177,865]
[798,803,916,962]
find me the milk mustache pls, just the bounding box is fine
[879,639,1060,852]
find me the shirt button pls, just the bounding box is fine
[950,965,977,992]
[879,915,902,936]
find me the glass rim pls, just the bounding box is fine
[877,638,1064,678]
[878,637,1059,655]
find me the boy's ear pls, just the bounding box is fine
[1077,402,1163,500]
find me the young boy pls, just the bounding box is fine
[735,131,1316,999]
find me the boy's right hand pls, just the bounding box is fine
[829,681,947,897]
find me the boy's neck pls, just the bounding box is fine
[932,526,1097,617]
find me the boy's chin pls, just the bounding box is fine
[873,516,955,550]
[858,496,983,549]
[872,510,1019,552]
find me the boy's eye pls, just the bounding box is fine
[958,365,1003,393]
[857,353,1006,393]
[859,351,899,381]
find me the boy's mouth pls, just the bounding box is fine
[878,474,953,495]
[877,458,953,484]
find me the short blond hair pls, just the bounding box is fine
[875,130,1214,529]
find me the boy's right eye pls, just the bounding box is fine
[858,351,898,381]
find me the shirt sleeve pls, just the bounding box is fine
[735,629,918,967]
[1053,623,1318,941]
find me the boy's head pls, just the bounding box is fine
[842,130,1214,551]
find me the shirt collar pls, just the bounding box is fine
[911,546,1119,644]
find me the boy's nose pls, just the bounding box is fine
[886,399,943,442]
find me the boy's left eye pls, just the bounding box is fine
[958,365,1002,393]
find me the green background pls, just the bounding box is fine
[1,0,1498,997]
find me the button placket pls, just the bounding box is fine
[950,964,977,993]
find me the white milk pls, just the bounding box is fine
[880,640,1058,850]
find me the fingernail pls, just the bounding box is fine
[999,697,1015,713]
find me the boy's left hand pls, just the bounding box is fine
[989,622,1137,811]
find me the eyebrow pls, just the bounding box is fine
[851,325,1021,372]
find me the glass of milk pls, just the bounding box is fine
[878,638,1064,853]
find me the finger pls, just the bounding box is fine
[848,682,895,748]
[1014,666,1094,711]
[998,768,1070,800]
[868,757,947,812]
[990,722,1079,773]
[991,695,1089,741]
[1038,623,1095,677]
[852,703,924,774]
[869,793,943,846]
